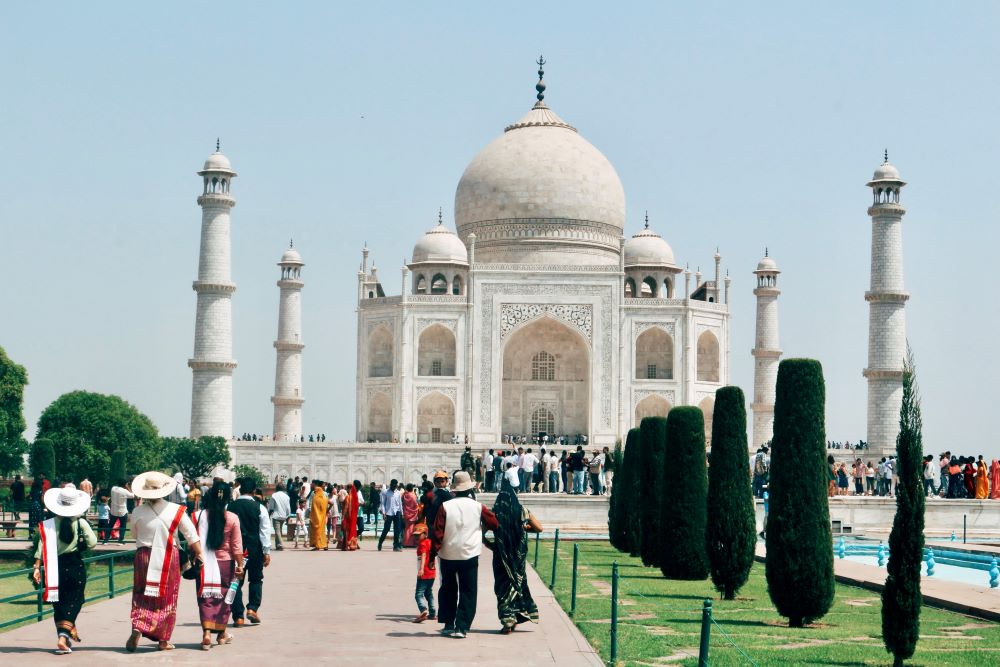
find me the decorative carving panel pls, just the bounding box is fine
[634,321,675,338]
[633,389,676,406]
[499,303,593,342]
[415,386,458,404]
[416,318,458,333]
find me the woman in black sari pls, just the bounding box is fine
[491,479,542,633]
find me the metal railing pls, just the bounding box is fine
[0,549,135,630]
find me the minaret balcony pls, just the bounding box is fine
[866,203,906,217]
[273,341,305,351]
[188,359,237,370]
[277,279,304,289]
[193,281,237,294]
[270,396,305,407]
[863,368,904,380]
[752,286,780,297]
[864,291,909,303]
[197,193,236,208]
[750,348,782,358]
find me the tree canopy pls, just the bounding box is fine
[0,345,29,477]
[162,436,231,481]
[232,464,267,491]
[35,391,160,484]
[660,406,710,580]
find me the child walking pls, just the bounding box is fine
[412,523,436,622]
[96,494,110,542]
[291,499,307,548]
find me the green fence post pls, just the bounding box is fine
[609,561,619,667]
[533,530,540,568]
[698,598,712,666]
[570,543,579,617]
[108,555,116,598]
[550,529,560,590]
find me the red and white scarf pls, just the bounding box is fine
[143,503,186,598]
[195,510,223,598]
[39,518,60,603]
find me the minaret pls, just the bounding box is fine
[271,242,305,441]
[189,142,237,438]
[864,152,908,458]
[751,250,782,449]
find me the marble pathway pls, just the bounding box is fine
[0,538,602,666]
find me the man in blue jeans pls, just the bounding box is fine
[378,479,403,551]
[571,446,586,494]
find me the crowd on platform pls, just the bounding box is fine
[751,447,1000,500]
[471,445,614,496]
[235,433,327,442]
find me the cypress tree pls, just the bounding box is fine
[638,417,667,568]
[660,407,709,579]
[765,359,834,627]
[29,438,55,482]
[108,449,127,486]
[622,428,643,557]
[608,439,628,552]
[706,386,756,599]
[882,350,924,666]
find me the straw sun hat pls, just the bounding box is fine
[43,484,91,517]
[131,471,178,499]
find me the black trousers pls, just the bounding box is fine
[104,514,127,543]
[438,557,478,632]
[485,470,495,491]
[378,513,403,550]
[232,545,264,619]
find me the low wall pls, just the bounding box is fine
[478,493,610,532]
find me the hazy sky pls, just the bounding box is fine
[3,3,998,457]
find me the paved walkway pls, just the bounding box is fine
[0,541,601,666]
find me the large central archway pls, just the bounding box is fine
[500,317,590,439]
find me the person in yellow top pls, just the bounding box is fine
[309,480,329,551]
[32,484,98,655]
[976,455,990,499]
[186,483,202,513]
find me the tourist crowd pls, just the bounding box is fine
[750,447,1000,500]
[469,445,614,496]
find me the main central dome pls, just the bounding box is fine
[454,93,626,265]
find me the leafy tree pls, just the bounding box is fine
[0,346,29,477]
[882,349,925,666]
[162,436,230,481]
[660,407,710,580]
[35,391,160,485]
[109,450,127,486]
[30,438,56,482]
[706,386,756,599]
[608,438,629,552]
[232,464,266,491]
[638,416,668,568]
[765,359,834,627]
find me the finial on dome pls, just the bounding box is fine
[644,211,649,229]
[289,238,294,248]
[765,247,769,257]
[438,207,443,226]
[535,55,546,103]
[216,138,220,152]
[883,149,889,164]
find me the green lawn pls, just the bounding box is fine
[532,540,1000,667]
[0,557,133,631]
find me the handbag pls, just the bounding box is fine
[180,541,202,581]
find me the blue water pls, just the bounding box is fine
[841,554,996,588]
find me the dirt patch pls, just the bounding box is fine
[775,638,834,650]
[921,634,983,641]
[940,623,993,632]
[590,581,612,594]
[763,620,835,629]
[635,649,700,665]
[845,598,878,607]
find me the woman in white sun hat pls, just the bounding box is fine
[31,483,97,655]
[125,471,203,652]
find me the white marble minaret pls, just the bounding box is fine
[189,144,237,438]
[751,250,781,449]
[864,153,908,458]
[271,243,305,441]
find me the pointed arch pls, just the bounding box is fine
[635,327,673,379]
[430,273,448,294]
[699,396,715,448]
[417,324,456,376]
[624,277,636,298]
[634,395,672,426]
[367,391,392,441]
[416,391,455,443]
[368,325,394,377]
[696,330,720,382]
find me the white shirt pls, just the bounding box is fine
[131,499,199,548]
[521,453,538,472]
[109,486,134,516]
[268,490,291,520]
[505,466,520,488]
[484,454,494,472]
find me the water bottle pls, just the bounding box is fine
[224,579,240,604]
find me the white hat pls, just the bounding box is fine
[210,466,236,484]
[450,471,475,493]
[43,484,91,517]
[131,471,178,499]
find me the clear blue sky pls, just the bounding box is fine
[2,3,998,457]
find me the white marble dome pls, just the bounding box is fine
[201,151,235,174]
[755,255,778,272]
[412,223,468,265]
[871,161,900,182]
[624,223,676,267]
[280,247,303,265]
[454,100,626,265]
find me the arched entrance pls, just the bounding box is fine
[367,391,392,441]
[416,391,455,443]
[500,317,590,439]
[634,395,672,426]
[699,396,715,448]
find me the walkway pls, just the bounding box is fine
[0,540,601,666]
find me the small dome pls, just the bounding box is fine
[624,222,676,267]
[280,247,303,265]
[755,255,778,272]
[199,150,236,174]
[412,223,468,265]
[871,161,900,181]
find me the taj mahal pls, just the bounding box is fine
[191,61,909,483]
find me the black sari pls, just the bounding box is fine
[491,480,538,629]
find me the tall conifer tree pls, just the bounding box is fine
[765,359,834,627]
[660,407,710,579]
[882,349,924,666]
[638,417,667,568]
[608,435,631,552]
[622,428,643,557]
[706,386,756,599]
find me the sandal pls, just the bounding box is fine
[125,630,140,653]
[201,638,213,651]
[157,642,175,651]
[217,633,233,645]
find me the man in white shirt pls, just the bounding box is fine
[268,486,291,551]
[547,452,560,493]
[504,462,520,489]
[484,449,495,493]
[378,479,404,552]
[105,480,134,544]
[520,448,538,494]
